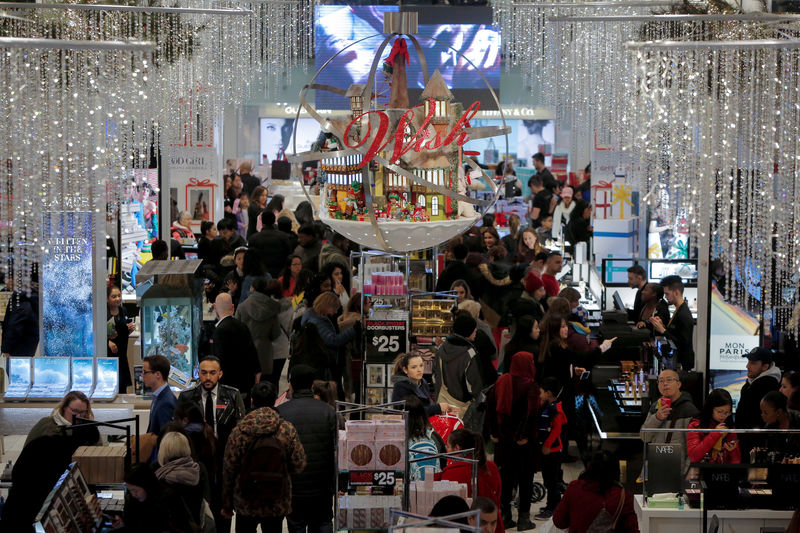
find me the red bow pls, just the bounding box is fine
[188,178,217,187]
[385,37,409,66]
[591,180,613,189]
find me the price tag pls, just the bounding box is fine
[366,319,407,362]
[348,471,396,487]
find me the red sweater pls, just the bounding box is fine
[553,480,640,533]
[438,460,504,533]
[686,418,741,464]
[542,273,560,297]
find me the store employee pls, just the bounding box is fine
[626,264,647,321]
[649,279,694,370]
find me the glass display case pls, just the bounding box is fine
[140,284,201,377]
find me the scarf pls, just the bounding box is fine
[53,410,72,426]
[155,456,200,486]
[496,351,536,419]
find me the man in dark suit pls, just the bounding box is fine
[626,264,647,321]
[650,278,695,370]
[212,292,261,395]
[248,210,292,278]
[179,355,246,532]
[142,354,176,435]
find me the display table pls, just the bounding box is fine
[634,495,794,533]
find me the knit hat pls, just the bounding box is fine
[525,271,544,293]
[452,313,477,338]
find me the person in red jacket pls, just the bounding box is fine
[687,388,741,464]
[536,377,567,521]
[438,429,504,533]
[541,252,563,297]
[553,451,640,533]
[486,351,539,530]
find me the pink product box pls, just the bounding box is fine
[370,272,406,295]
[374,438,405,470]
[346,439,376,471]
[345,420,376,438]
[374,420,406,438]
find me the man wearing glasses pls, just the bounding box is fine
[640,369,700,474]
[142,354,176,436]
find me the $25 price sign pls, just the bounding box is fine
[365,319,407,362]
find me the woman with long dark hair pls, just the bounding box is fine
[553,451,640,533]
[279,255,304,298]
[781,371,800,411]
[486,351,539,530]
[107,284,134,391]
[686,388,740,464]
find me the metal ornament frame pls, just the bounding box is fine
[289,18,510,252]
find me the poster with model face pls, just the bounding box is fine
[41,211,95,357]
[260,117,322,164]
[314,5,500,109]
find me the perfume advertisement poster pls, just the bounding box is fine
[41,212,94,357]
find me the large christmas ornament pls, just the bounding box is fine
[290,12,507,252]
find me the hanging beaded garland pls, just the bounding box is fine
[626,38,800,326]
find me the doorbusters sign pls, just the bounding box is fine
[709,335,759,370]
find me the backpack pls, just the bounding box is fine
[586,488,626,533]
[408,433,441,481]
[288,318,329,379]
[236,432,290,502]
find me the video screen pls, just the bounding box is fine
[260,117,322,162]
[31,357,70,396]
[71,358,94,393]
[315,5,500,109]
[649,261,698,283]
[8,357,31,387]
[96,358,119,394]
[143,303,193,376]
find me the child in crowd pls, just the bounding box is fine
[536,376,567,520]
[536,215,554,243]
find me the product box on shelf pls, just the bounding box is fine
[71,445,127,484]
[338,494,402,530]
[408,467,469,516]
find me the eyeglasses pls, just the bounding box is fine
[69,407,89,416]
[658,378,679,384]
[142,369,154,374]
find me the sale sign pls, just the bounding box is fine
[366,317,408,363]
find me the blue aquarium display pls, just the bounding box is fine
[29,357,71,399]
[140,286,199,377]
[71,357,94,395]
[41,211,95,357]
[5,356,32,399]
[93,358,119,400]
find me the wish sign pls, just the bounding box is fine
[289,12,508,252]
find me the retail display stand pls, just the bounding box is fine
[335,401,409,531]
[388,509,480,533]
[407,448,479,516]
[34,462,104,533]
[353,251,412,405]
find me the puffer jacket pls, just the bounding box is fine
[301,309,358,370]
[235,292,282,374]
[277,390,338,512]
[222,407,306,518]
[433,335,484,404]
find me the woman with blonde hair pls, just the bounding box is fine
[518,227,543,262]
[25,391,97,446]
[501,214,523,257]
[155,432,206,532]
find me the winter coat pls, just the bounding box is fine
[433,334,484,404]
[686,418,741,464]
[272,298,293,361]
[300,309,358,370]
[640,391,700,473]
[319,243,349,273]
[736,365,782,430]
[566,321,599,354]
[222,406,306,518]
[294,241,323,273]
[391,374,442,417]
[478,263,512,328]
[248,228,292,278]
[539,400,567,453]
[1,291,39,356]
[156,456,206,533]
[435,260,482,298]
[438,460,504,533]
[553,480,640,533]
[486,374,539,443]
[276,390,338,513]
[235,292,282,374]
